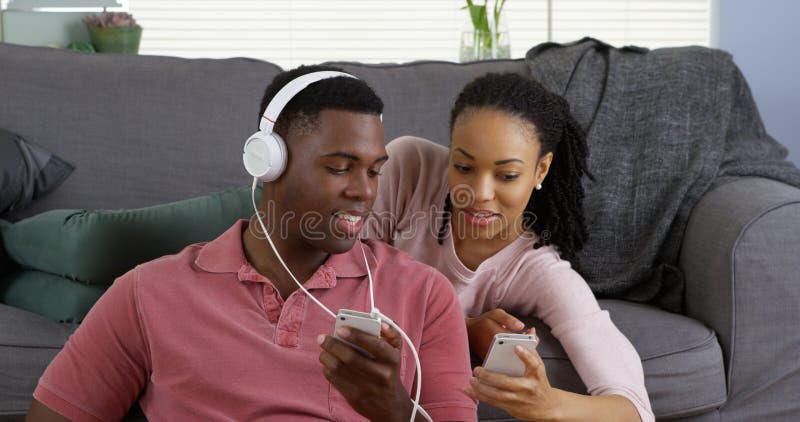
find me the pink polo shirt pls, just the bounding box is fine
[34,220,477,421]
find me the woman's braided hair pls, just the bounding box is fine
[438,72,593,270]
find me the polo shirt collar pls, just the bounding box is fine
[195,220,372,280]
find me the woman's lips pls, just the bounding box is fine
[462,208,500,227]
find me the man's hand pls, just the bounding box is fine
[465,308,525,360]
[318,322,413,422]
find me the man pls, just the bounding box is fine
[26,65,477,421]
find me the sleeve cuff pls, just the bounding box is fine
[599,388,655,422]
[423,403,478,422]
[34,383,108,422]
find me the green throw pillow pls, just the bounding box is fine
[1,187,257,285]
[1,270,107,323]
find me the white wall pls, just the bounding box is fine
[718,0,800,165]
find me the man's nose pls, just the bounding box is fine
[345,170,374,201]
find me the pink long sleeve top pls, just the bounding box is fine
[365,136,654,422]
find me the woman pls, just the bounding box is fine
[367,73,653,421]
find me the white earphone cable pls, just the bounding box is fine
[251,178,336,319]
[251,179,431,422]
[362,243,376,313]
[360,244,431,422]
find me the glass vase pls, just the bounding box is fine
[459,10,510,62]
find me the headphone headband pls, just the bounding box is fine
[259,71,358,132]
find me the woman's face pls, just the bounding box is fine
[448,107,552,241]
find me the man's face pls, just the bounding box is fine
[269,109,386,255]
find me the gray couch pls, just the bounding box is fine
[1,42,799,421]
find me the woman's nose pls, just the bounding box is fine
[473,175,495,203]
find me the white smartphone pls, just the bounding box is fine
[333,309,382,356]
[482,333,539,377]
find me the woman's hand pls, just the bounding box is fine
[466,308,525,359]
[318,323,414,422]
[465,343,564,422]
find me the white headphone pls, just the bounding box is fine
[242,71,358,182]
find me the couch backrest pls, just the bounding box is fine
[324,60,529,144]
[0,43,526,218]
[0,44,282,218]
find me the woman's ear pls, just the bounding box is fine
[536,152,554,185]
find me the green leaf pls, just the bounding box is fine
[494,0,506,28]
[467,4,490,33]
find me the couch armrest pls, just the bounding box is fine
[679,177,800,419]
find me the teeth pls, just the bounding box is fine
[336,212,362,223]
[471,212,493,218]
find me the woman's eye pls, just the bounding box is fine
[500,173,520,181]
[454,164,472,173]
[326,167,349,175]
[368,169,383,178]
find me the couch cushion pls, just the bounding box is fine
[0,304,77,415]
[1,299,724,419]
[478,300,726,420]
[1,187,254,285]
[1,270,107,323]
[0,43,283,220]
[323,60,529,147]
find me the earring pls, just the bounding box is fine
[536,183,543,191]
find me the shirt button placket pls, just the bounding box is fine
[262,285,282,325]
[276,293,306,347]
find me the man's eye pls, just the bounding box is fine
[326,167,349,175]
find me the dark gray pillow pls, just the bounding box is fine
[0,128,74,217]
[0,219,15,277]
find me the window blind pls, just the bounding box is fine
[549,0,711,48]
[126,0,710,68]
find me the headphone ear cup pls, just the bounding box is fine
[243,131,288,182]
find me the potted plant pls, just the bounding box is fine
[83,12,142,54]
[460,0,511,62]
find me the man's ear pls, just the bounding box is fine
[536,152,554,185]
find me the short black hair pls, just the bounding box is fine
[440,72,594,271]
[258,65,383,139]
